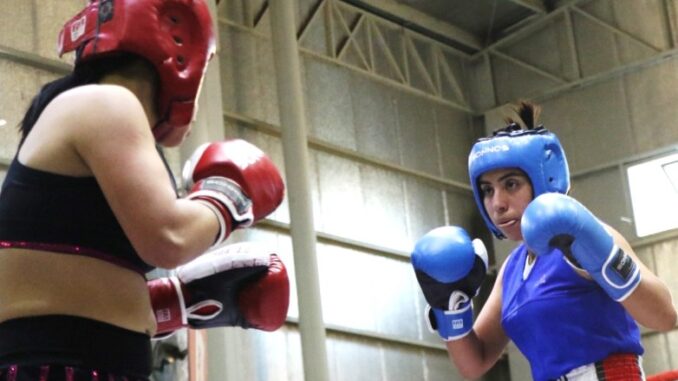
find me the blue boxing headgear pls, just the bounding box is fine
[468,126,570,239]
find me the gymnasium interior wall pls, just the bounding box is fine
[0,0,676,380]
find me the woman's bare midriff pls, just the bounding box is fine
[0,248,156,336]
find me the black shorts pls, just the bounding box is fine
[0,315,152,381]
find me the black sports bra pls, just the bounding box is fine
[0,157,157,274]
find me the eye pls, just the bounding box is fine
[505,176,528,192]
[480,185,493,198]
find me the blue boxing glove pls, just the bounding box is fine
[411,226,488,341]
[521,193,641,301]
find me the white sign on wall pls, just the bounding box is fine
[627,152,678,237]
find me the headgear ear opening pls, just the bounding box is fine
[468,127,570,239]
[58,0,216,145]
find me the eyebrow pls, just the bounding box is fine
[479,171,526,185]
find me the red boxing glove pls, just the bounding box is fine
[148,242,290,336]
[183,140,285,245]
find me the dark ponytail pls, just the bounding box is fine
[512,101,541,129]
[491,100,541,136]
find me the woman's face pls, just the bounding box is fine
[479,168,533,241]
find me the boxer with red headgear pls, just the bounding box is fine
[0,1,287,380]
[412,102,676,381]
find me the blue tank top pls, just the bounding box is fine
[501,243,643,381]
[0,158,156,274]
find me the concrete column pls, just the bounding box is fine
[269,1,330,380]
[179,2,233,381]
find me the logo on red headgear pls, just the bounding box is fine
[69,16,87,43]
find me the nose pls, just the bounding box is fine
[489,188,509,215]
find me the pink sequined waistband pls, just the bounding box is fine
[0,241,145,275]
[0,364,148,381]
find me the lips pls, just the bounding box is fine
[497,219,518,228]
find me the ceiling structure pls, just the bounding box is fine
[214,0,672,112]
[343,0,568,54]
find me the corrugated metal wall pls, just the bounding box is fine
[0,0,676,380]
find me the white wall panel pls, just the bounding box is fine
[436,104,476,183]
[404,179,446,246]
[317,244,422,339]
[570,169,635,239]
[326,335,384,380]
[572,12,620,77]
[624,60,678,153]
[539,80,636,171]
[642,334,674,376]
[467,55,496,112]
[351,77,402,164]
[381,344,427,381]
[0,0,35,53]
[667,330,678,369]
[424,349,466,380]
[396,93,441,175]
[209,327,304,381]
[359,166,410,251]
[0,1,81,60]
[305,59,358,150]
[491,53,563,106]
[499,18,577,81]
[315,151,365,239]
[445,190,492,256]
[220,28,280,126]
[0,61,56,161]
[650,240,678,309]
[582,0,670,52]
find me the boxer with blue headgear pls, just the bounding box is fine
[468,124,570,238]
[411,102,675,381]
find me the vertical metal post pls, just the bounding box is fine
[269,1,330,381]
[177,2,239,381]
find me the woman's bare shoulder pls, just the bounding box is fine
[52,84,145,121]
[47,84,152,142]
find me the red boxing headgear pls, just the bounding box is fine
[58,0,216,146]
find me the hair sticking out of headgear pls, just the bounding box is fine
[468,101,570,239]
[513,101,541,130]
[494,101,541,136]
